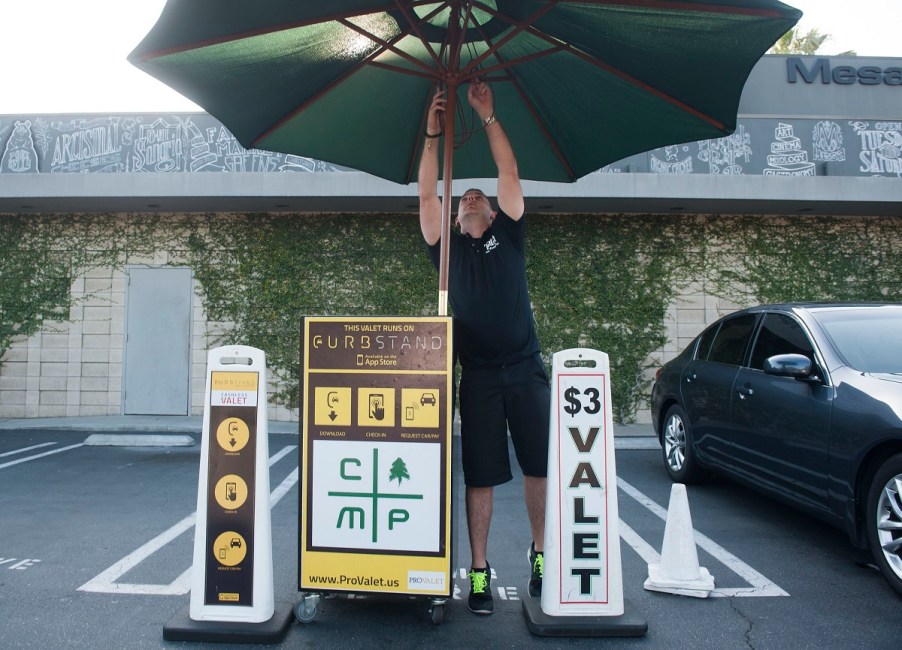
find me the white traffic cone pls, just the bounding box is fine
[643,483,714,598]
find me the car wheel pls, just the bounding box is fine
[866,453,902,597]
[661,404,704,484]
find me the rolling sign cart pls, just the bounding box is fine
[297,316,454,624]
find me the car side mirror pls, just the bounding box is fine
[764,353,821,383]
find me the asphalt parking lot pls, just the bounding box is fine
[2,424,901,649]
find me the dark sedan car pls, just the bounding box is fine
[651,303,902,596]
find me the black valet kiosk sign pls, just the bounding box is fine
[204,377,257,604]
[188,345,275,624]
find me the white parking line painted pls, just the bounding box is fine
[270,467,299,508]
[78,513,197,595]
[619,519,661,566]
[0,444,83,470]
[78,446,298,596]
[617,478,789,597]
[268,444,296,467]
[78,446,784,598]
[0,442,57,458]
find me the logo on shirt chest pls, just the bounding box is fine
[483,235,499,254]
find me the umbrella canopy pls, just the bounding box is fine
[129,1,801,185]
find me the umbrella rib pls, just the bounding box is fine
[466,45,565,79]
[461,0,560,79]
[369,60,440,81]
[338,18,437,78]
[391,0,446,73]
[251,32,414,148]
[458,2,566,82]
[469,22,577,180]
[132,2,405,61]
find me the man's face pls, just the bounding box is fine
[457,190,492,223]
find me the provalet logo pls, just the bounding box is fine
[407,570,446,591]
[484,235,499,253]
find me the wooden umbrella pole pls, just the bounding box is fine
[438,82,457,317]
[438,2,463,317]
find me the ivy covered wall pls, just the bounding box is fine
[0,215,117,356]
[1,212,900,423]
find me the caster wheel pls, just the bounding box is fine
[294,594,320,623]
[430,603,444,625]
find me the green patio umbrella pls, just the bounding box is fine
[129,0,801,313]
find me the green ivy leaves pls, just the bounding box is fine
[3,212,900,423]
[0,214,126,360]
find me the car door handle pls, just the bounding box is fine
[686,372,697,383]
[737,384,754,399]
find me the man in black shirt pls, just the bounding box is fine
[418,80,551,615]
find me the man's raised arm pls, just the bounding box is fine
[468,79,524,220]
[418,90,445,246]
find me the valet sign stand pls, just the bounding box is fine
[523,348,647,637]
[296,316,454,625]
[164,345,293,644]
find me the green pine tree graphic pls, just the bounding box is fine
[389,457,410,484]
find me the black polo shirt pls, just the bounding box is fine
[428,210,540,368]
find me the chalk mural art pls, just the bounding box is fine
[50,117,124,173]
[0,114,342,175]
[1,113,901,178]
[853,121,902,177]
[812,121,846,163]
[698,125,752,175]
[650,145,694,174]
[0,120,40,174]
[764,123,816,176]
[649,127,752,175]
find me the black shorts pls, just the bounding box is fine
[458,353,551,487]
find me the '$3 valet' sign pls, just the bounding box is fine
[544,348,624,617]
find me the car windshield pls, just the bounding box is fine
[812,306,902,374]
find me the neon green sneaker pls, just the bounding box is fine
[467,564,494,615]
[528,543,543,597]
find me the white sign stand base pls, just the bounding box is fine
[522,348,646,637]
[163,602,295,645]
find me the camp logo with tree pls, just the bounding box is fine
[389,457,410,484]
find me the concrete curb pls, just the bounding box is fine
[83,434,196,447]
[616,438,661,450]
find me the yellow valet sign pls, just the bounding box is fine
[299,317,453,601]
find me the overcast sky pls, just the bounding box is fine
[0,0,898,114]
